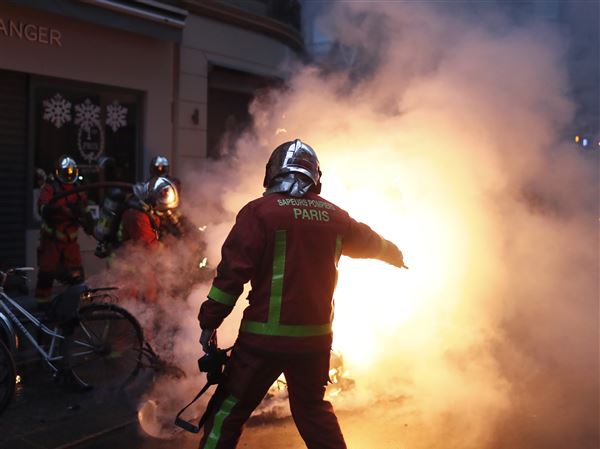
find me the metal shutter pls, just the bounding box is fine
[0,70,27,268]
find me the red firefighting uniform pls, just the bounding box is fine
[36,181,87,298]
[120,208,160,249]
[198,191,403,449]
[118,208,161,302]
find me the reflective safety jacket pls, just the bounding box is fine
[39,181,87,242]
[199,191,401,354]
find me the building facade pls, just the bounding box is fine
[0,0,303,277]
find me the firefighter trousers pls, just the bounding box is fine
[35,237,84,298]
[198,344,347,449]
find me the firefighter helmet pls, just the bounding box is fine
[263,139,321,191]
[147,176,179,213]
[150,155,170,177]
[55,155,79,184]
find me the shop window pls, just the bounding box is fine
[207,66,280,159]
[207,88,253,159]
[32,78,142,208]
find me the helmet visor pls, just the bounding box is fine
[151,156,170,176]
[56,157,79,184]
[156,183,179,211]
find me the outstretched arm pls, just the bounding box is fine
[342,216,407,269]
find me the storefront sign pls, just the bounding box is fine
[0,17,62,47]
[78,123,105,163]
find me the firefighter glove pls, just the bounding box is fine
[200,328,217,353]
[382,241,408,269]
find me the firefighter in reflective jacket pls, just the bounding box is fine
[198,139,407,449]
[148,155,187,238]
[118,177,179,301]
[36,156,93,303]
[120,176,179,248]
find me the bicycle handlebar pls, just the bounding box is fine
[0,267,119,297]
[2,267,35,273]
[0,267,35,287]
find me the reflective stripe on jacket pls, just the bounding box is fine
[41,222,78,241]
[199,192,390,354]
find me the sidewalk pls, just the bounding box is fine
[0,363,150,449]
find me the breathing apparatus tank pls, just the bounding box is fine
[94,188,126,258]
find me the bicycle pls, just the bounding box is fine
[0,267,144,414]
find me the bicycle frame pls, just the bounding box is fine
[0,290,66,374]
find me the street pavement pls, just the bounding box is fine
[0,362,305,449]
[0,360,145,449]
[0,358,411,449]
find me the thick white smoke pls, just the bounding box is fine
[94,2,598,448]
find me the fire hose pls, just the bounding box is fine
[46,182,135,206]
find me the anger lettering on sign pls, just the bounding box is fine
[0,17,62,46]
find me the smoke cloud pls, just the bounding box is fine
[93,2,598,447]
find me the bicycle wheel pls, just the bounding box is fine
[63,303,143,389]
[0,339,15,415]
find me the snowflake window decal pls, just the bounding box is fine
[106,101,128,132]
[74,98,101,137]
[43,93,72,128]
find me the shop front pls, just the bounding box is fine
[0,1,181,272]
